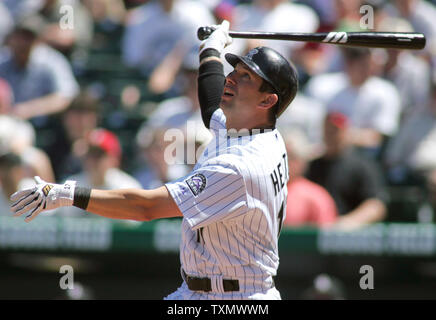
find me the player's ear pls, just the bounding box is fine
[258,93,278,110]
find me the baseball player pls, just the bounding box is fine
[10,21,299,300]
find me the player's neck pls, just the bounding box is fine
[226,121,274,132]
[225,112,274,132]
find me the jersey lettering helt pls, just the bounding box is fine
[165,108,289,298]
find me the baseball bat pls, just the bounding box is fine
[197,27,426,50]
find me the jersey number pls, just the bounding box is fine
[197,227,204,244]
[277,201,284,237]
[195,203,284,242]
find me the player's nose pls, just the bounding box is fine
[225,74,236,86]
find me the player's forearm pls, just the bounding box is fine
[13,94,72,119]
[84,187,182,221]
[198,49,225,128]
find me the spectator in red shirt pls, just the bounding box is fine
[281,129,338,228]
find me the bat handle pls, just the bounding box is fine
[197,26,217,40]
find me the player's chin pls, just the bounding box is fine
[220,95,234,108]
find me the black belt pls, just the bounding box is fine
[182,269,275,293]
[183,269,239,292]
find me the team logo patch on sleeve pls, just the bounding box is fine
[185,174,207,197]
[42,184,53,196]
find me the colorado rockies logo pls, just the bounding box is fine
[42,184,53,196]
[185,174,207,197]
[323,32,348,44]
[246,48,259,59]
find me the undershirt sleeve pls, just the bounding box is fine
[198,49,226,129]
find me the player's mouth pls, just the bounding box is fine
[223,87,235,98]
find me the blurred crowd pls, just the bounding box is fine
[1,0,436,230]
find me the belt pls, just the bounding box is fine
[182,269,239,292]
[182,269,275,293]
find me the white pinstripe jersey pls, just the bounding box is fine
[166,108,289,298]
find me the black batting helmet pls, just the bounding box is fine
[225,47,298,118]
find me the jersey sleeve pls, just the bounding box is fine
[165,160,247,230]
[209,108,226,136]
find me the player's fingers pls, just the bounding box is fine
[34,176,44,185]
[10,187,36,204]
[221,20,230,31]
[10,189,38,212]
[220,20,232,46]
[13,197,41,217]
[12,193,41,217]
[24,199,45,223]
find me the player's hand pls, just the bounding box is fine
[199,20,233,55]
[10,176,76,222]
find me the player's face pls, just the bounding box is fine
[221,63,267,115]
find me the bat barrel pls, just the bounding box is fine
[342,32,426,50]
[197,27,426,50]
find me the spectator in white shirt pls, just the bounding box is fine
[376,16,432,118]
[0,18,79,121]
[0,77,55,182]
[0,2,13,46]
[277,93,327,153]
[122,0,215,78]
[61,128,142,218]
[231,0,319,59]
[67,128,141,190]
[305,47,401,155]
[384,80,436,184]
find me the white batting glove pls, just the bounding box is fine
[199,20,232,55]
[10,176,76,222]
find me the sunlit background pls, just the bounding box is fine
[0,0,436,299]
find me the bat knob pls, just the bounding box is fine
[197,26,216,41]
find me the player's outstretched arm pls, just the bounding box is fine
[10,176,182,222]
[86,187,182,221]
